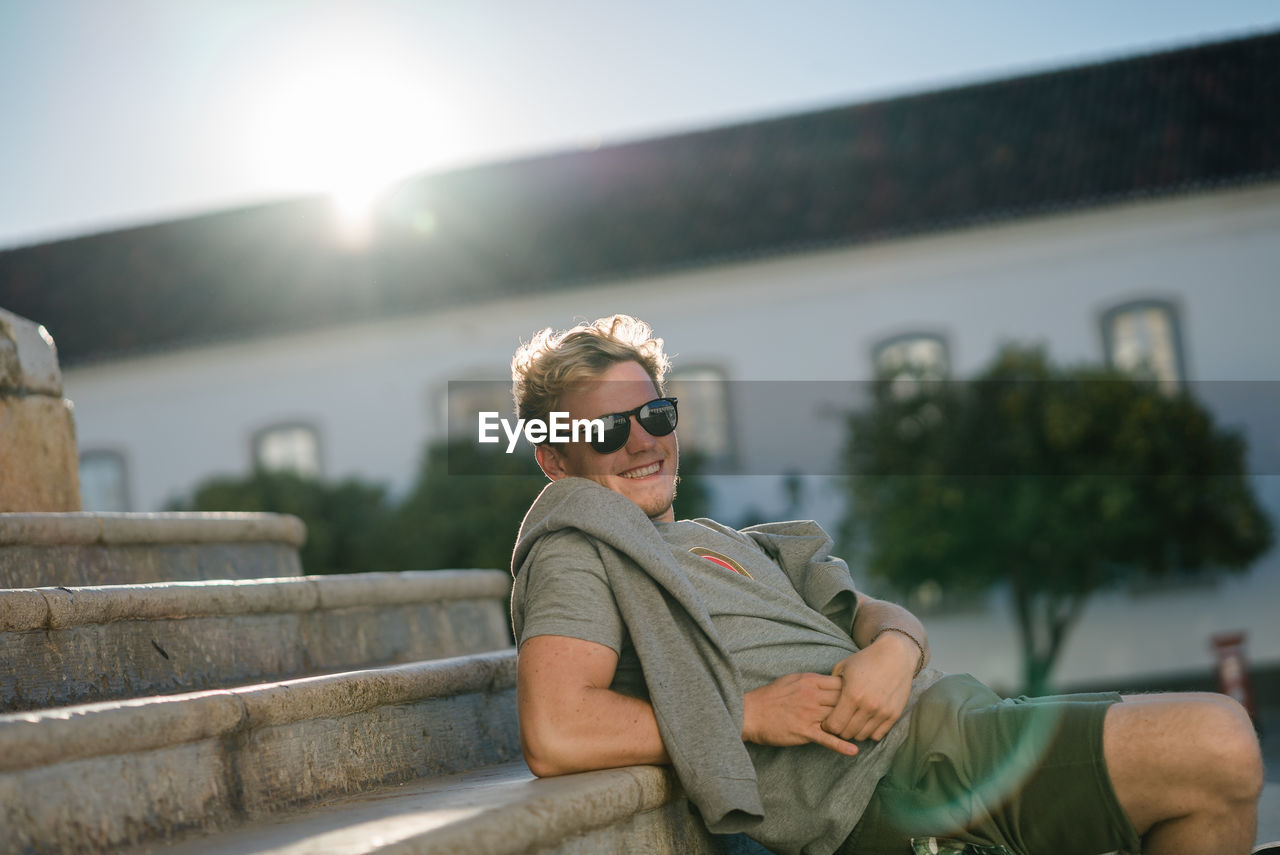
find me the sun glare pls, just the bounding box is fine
[258,64,426,244]
[243,16,470,247]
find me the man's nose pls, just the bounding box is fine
[624,414,657,451]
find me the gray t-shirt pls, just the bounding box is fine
[519,516,936,855]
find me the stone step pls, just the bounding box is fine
[0,650,520,854]
[138,761,736,855]
[1,569,512,712]
[0,512,307,587]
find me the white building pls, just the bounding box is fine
[4,30,1278,694]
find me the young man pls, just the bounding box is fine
[508,314,1265,855]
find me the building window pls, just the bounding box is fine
[253,423,322,477]
[872,333,950,398]
[443,377,512,447]
[1101,300,1185,385]
[79,450,130,511]
[873,333,950,380]
[666,366,735,465]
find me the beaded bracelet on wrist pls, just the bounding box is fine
[873,626,928,678]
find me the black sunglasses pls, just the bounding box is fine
[586,397,679,454]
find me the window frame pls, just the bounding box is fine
[1099,298,1188,386]
[250,421,324,478]
[78,448,132,512]
[436,370,513,450]
[666,363,738,470]
[870,331,951,380]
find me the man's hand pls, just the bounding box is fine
[822,631,918,743]
[742,673,859,757]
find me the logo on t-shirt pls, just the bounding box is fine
[688,547,753,579]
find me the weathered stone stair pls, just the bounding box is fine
[144,762,714,855]
[0,512,307,588]
[0,651,521,852]
[1,567,512,711]
[0,511,737,854]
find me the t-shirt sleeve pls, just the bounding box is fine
[517,529,626,653]
[738,519,860,634]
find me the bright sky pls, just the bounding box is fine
[1,0,1277,250]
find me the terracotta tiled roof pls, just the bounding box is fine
[2,29,1278,364]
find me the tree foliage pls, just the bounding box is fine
[174,469,396,575]
[385,441,548,572]
[380,441,710,569]
[843,345,1273,695]
[672,449,713,522]
[175,439,712,575]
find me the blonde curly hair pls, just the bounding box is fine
[512,314,671,425]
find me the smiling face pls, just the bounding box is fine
[535,360,679,522]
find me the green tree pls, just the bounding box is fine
[176,438,713,576]
[387,441,547,572]
[843,345,1273,695]
[173,469,396,574]
[390,441,713,570]
[173,448,545,574]
[672,449,712,522]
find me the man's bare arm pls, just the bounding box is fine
[822,594,929,743]
[518,635,669,777]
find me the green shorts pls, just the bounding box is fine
[840,674,1142,855]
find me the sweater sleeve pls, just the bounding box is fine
[740,520,859,636]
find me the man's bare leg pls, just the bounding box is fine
[1105,692,1263,854]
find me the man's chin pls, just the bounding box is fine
[652,474,679,520]
[641,479,678,522]
[598,469,678,521]
[645,503,675,522]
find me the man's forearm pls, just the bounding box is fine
[517,636,671,777]
[850,596,930,675]
[521,685,670,776]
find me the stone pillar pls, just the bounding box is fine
[0,308,81,511]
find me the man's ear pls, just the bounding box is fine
[535,443,568,480]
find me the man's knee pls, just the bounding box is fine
[1196,693,1264,804]
[1112,692,1262,806]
